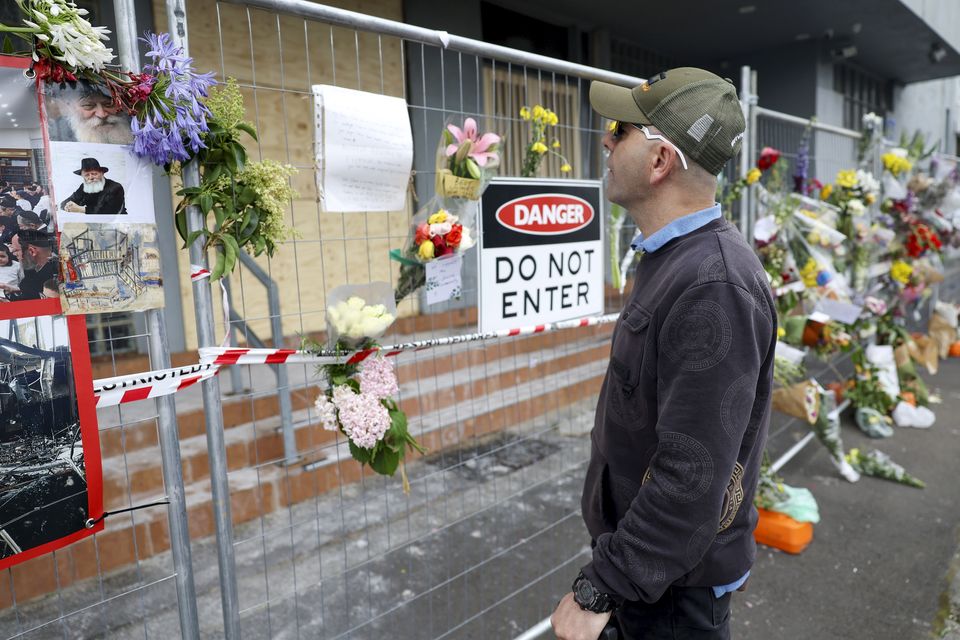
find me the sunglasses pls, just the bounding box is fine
[610,121,689,171]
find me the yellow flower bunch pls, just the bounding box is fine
[820,184,833,200]
[427,210,448,224]
[890,260,913,284]
[520,104,571,177]
[835,170,858,189]
[800,258,821,288]
[882,152,913,176]
[745,167,761,185]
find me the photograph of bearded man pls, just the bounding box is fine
[60,158,127,215]
[47,83,134,145]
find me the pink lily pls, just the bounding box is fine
[445,117,500,167]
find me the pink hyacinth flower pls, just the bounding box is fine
[445,117,501,167]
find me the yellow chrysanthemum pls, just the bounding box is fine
[552,139,561,149]
[427,210,448,224]
[532,105,546,121]
[820,184,833,200]
[800,258,820,288]
[882,153,913,177]
[745,167,761,185]
[519,106,531,120]
[890,260,913,284]
[546,111,559,126]
[531,141,548,154]
[835,170,857,189]
[560,163,572,173]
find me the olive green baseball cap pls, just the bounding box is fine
[590,67,745,175]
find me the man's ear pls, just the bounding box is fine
[648,143,678,186]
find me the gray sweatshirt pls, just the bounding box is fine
[580,216,776,604]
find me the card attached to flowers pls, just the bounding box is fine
[425,254,462,305]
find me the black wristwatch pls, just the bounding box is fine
[572,572,619,613]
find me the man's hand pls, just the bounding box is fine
[63,201,85,213]
[550,592,612,640]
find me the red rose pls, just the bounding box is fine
[433,235,452,257]
[446,223,463,248]
[758,147,781,171]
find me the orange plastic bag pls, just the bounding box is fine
[754,508,814,554]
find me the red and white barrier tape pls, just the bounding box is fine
[190,264,210,281]
[93,363,221,408]
[92,314,618,407]
[198,314,620,366]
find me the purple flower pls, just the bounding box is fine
[793,133,809,193]
[131,31,216,165]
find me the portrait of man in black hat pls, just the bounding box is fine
[60,158,127,215]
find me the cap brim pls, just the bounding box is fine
[589,81,652,125]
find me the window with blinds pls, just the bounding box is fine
[834,63,892,131]
[481,65,582,179]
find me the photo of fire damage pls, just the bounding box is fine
[0,315,86,561]
[59,222,163,314]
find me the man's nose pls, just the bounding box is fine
[93,105,109,118]
[602,131,615,152]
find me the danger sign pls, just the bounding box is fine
[478,179,604,332]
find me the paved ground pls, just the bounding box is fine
[4,359,960,639]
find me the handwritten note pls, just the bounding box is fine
[425,255,463,305]
[313,85,413,212]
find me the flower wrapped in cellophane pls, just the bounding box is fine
[845,448,924,489]
[392,198,476,303]
[435,116,501,200]
[324,282,397,350]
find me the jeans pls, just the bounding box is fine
[609,586,731,640]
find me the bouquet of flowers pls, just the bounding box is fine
[810,382,860,482]
[520,105,572,177]
[845,448,925,489]
[436,117,501,200]
[2,0,114,82]
[307,282,423,491]
[324,282,397,349]
[314,354,424,492]
[392,199,476,302]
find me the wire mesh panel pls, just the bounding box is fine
[170,1,633,638]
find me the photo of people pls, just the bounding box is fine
[59,222,164,313]
[0,229,58,303]
[50,141,154,227]
[44,82,134,145]
[0,62,55,234]
[0,314,101,570]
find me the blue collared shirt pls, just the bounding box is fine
[630,203,722,254]
[629,202,749,598]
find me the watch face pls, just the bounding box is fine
[575,579,595,604]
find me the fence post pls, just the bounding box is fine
[738,65,753,238]
[163,1,242,637]
[113,1,201,637]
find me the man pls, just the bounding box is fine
[47,83,133,145]
[60,158,126,215]
[16,210,43,231]
[1,230,57,301]
[16,183,43,208]
[551,68,776,640]
[0,196,19,245]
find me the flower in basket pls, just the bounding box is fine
[443,117,500,178]
[314,354,424,493]
[436,117,501,201]
[520,105,573,177]
[3,0,114,80]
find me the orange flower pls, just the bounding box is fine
[414,223,430,245]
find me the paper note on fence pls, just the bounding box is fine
[313,85,413,212]
[425,254,463,305]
